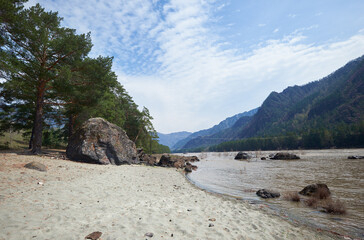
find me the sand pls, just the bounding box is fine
[0,152,337,240]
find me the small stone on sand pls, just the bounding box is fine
[144,232,153,237]
[85,231,102,240]
[24,162,47,172]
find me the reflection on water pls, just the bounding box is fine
[186,149,364,239]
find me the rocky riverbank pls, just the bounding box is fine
[0,151,336,239]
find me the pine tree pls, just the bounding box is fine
[1,3,92,153]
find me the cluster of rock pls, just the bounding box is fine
[256,183,331,199]
[157,154,199,172]
[137,148,157,165]
[234,151,300,161]
[65,118,199,172]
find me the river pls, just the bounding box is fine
[185,149,364,239]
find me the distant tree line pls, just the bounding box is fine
[0,1,169,154]
[209,121,364,152]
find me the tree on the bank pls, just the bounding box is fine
[1,1,165,154]
[0,3,92,153]
[0,0,30,135]
[58,56,118,138]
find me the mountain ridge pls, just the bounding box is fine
[178,55,364,151]
[173,108,258,150]
[237,54,364,139]
[157,131,192,149]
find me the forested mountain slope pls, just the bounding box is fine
[236,55,364,139]
[180,55,364,151]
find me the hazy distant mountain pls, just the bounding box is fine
[157,131,192,149]
[180,115,253,150]
[173,108,258,150]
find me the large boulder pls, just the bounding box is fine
[270,152,300,160]
[66,118,138,165]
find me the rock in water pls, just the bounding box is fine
[256,189,280,198]
[184,164,193,172]
[299,183,331,199]
[189,156,200,162]
[269,152,300,160]
[348,155,364,159]
[66,118,138,165]
[24,162,47,172]
[234,152,251,160]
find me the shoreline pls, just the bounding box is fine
[0,152,338,239]
[184,173,352,240]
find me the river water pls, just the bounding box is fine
[185,149,364,239]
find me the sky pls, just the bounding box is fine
[26,0,364,133]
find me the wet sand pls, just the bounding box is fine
[0,152,337,239]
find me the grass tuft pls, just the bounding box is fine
[305,198,318,208]
[283,191,301,202]
[321,199,346,215]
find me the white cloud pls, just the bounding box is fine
[127,31,364,133]
[288,13,297,18]
[26,0,364,133]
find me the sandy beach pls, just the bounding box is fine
[0,152,337,240]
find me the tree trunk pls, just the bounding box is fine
[134,127,142,143]
[28,126,34,149]
[68,115,75,142]
[31,83,45,154]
